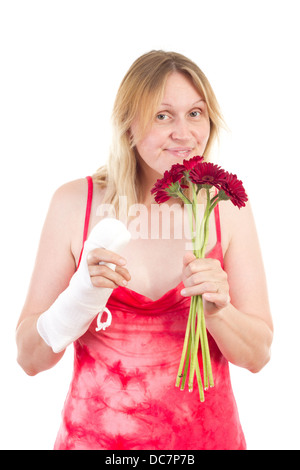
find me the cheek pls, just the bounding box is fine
[135,130,164,157]
[135,138,150,159]
[197,121,210,146]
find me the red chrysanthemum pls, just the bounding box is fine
[182,155,204,171]
[189,162,227,189]
[150,165,188,204]
[168,162,186,178]
[150,187,170,204]
[219,173,248,208]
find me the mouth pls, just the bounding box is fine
[164,148,193,159]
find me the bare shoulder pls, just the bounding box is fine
[50,178,89,211]
[218,199,258,257]
[49,177,107,259]
[40,178,92,262]
[49,177,104,224]
[52,177,106,206]
[218,198,265,290]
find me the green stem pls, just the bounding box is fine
[195,353,205,402]
[176,184,217,401]
[193,185,205,257]
[201,310,214,388]
[209,194,219,205]
[198,296,208,389]
[189,188,216,394]
[188,294,203,391]
[180,333,192,390]
[178,189,196,249]
[199,189,211,258]
[175,298,193,388]
[177,189,192,206]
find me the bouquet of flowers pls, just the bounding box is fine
[151,156,248,402]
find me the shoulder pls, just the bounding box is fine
[51,178,89,207]
[218,199,263,280]
[218,199,257,256]
[49,177,107,238]
[50,177,105,213]
[40,179,89,244]
[41,178,92,246]
[219,197,255,229]
[43,178,106,262]
[222,197,256,230]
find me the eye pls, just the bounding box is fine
[189,110,202,118]
[156,113,169,121]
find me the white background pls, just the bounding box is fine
[1,0,299,450]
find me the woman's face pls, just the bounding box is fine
[131,72,210,180]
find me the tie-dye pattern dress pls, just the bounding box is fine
[54,177,246,450]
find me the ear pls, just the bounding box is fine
[126,128,135,148]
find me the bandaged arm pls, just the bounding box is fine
[37,218,131,353]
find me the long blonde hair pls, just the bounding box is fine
[93,50,225,215]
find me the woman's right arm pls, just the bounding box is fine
[16,181,85,375]
[16,180,131,376]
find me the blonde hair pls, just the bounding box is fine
[93,50,225,214]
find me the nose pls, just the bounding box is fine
[171,117,192,142]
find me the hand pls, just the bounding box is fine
[181,252,230,316]
[87,248,131,289]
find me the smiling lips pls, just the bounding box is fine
[165,148,193,158]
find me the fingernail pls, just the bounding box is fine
[122,279,128,286]
[119,258,127,265]
[181,289,187,296]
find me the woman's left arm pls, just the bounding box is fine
[181,201,273,373]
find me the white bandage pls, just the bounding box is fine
[37,218,131,353]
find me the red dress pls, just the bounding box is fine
[54,177,246,450]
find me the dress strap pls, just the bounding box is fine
[77,176,93,268]
[82,176,94,244]
[213,203,222,245]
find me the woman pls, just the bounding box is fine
[16,50,273,450]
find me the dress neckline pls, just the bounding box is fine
[112,241,223,304]
[115,280,185,303]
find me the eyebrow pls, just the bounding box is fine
[160,99,205,107]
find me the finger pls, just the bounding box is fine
[89,264,131,280]
[90,275,120,289]
[203,292,231,309]
[115,266,131,282]
[86,248,127,267]
[182,251,196,268]
[89,264,130,288]
[181,282,220,298]
[184,268,227,290]
[184,271,220,288]
[185,257,222,277]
